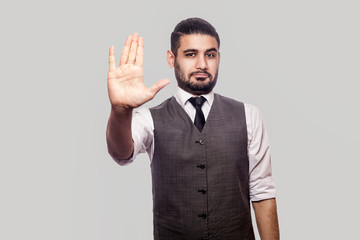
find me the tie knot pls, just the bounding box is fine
[189,96,206,108]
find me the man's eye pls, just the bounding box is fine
[186,53,195,57]
[206,53,215,58]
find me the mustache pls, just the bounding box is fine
[189,71,212,79]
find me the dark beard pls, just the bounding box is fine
[175,61,218,95]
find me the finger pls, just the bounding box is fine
[135,37,144,67]
[148,79,171,97]
[109,46,116,71]
[120,35,132,66]
[128,33,139,64]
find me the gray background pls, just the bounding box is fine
[1,0,359,239]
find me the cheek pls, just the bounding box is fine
[180,63,193,74]
[209,62,219,73]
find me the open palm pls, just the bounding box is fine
[107,33,170,109]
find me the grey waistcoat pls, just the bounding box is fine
[150,94,255,240]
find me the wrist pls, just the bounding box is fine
[111,105,133,116]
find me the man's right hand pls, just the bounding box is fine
[107,33,170,111]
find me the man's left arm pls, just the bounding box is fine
[245,104,279,239]
[252,198,279,240]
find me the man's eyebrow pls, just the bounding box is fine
[183,49,199,53]
[206,48,218,52]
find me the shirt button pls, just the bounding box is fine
[197,164,206,169]
[198,189,207,194]
[198,213,207,219]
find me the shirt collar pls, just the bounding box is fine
[174,86,214,108]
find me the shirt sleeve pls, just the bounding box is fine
[245,104,277,201]
[126,108,154,163]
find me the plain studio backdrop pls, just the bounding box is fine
[1,0,359,239]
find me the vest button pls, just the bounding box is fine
[198,213,207,219]
[198,139,205,145]
[197,164,206,169]
[198,188,207,194]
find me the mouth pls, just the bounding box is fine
[190,72,211,81]
[193,73,208,78]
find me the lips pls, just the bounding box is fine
[190,71,211,79]
[193,73,209,78]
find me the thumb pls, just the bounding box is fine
[148,78,171,97]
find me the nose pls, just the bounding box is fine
[195,55,208,70]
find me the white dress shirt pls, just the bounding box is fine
[129,87,276,202]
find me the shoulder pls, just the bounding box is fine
[244,103,263,124]
[215,94,264,123]
[215,94,246,115]
[243,103,267,139]
[216,93,244,106]
[216,93,262,117]
[149,96,175,112]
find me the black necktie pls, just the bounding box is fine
[189,96,206,132]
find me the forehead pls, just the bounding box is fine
[178,34,219,51]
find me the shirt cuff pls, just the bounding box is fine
[250,178,277,202]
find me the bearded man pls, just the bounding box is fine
[106,17,280,240]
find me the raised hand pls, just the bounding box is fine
[107,33,170,110]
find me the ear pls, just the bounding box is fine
[218,51,221,64]
[167,50,175,68]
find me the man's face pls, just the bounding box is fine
[172,34,220,95]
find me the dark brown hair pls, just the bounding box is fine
[171,17,220,56]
